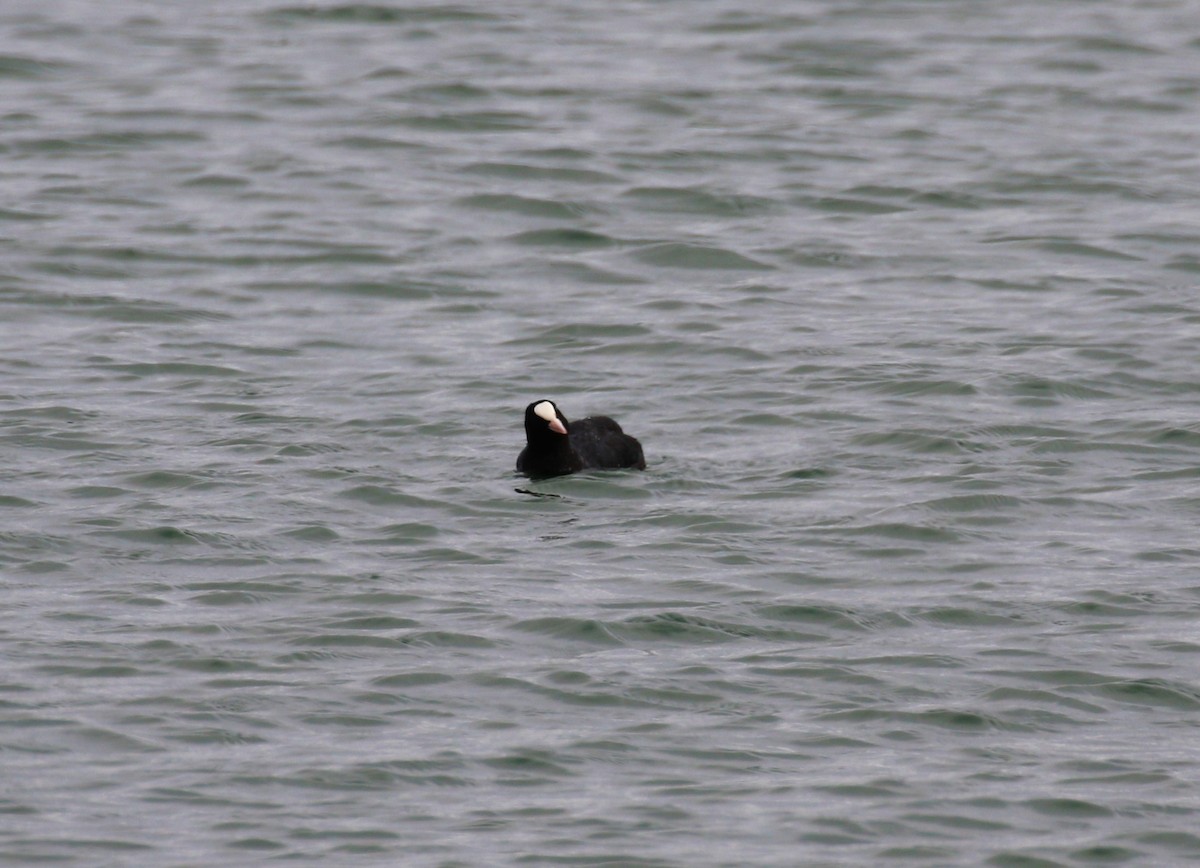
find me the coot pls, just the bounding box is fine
[516,399,646,478]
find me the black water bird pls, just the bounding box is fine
[516,399,646,478]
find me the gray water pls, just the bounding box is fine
[3,1,1200,865]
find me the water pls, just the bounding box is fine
[3,0,1200,864]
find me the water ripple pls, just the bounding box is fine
[4,0,1200,864]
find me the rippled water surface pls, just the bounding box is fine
[4,1,1200,864]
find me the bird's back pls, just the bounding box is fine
[568,416,646,470]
